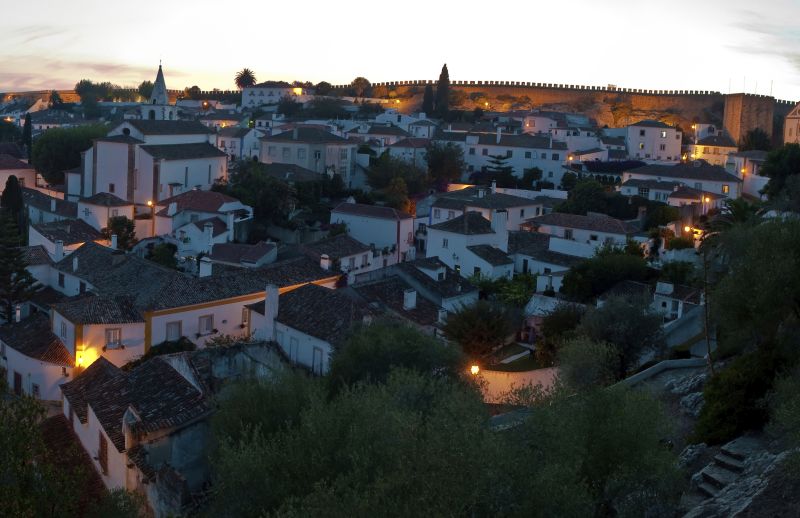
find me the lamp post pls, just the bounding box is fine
[147,200,155,237]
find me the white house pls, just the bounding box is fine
[426,210,513,279]
[687,134,738,166]
[622,162,743,199]
[622,120,682,162]
[508,230,584,278]
[216,127,261,161]
[248,283,372,374]
[524,212,643,258]
[22,187,77,225]
[76,192,134,231]
[347,123,410,146]
[726,150,769,200]
[330,202,415,263]
[301,233,386,284]
[0,154,36,193]
[429,185,545,231]
[394,258,479,312]
[241,81,302,108]
[388,138,429,169]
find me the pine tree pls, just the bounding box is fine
[0,215,36,323]
[1,175,24,231]
[422,84,434,116]
[434,64,450,119]
[22,113,32,160]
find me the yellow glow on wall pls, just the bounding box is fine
[292,87,303,95]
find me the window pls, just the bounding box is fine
[268,146,276,156]
[361,254,368,266]
[312,347,324,374]
[58,273,65,287]
[473,266,481,276]
[447,210,455,219]
[433,209,440,218]
[198,315,214,335]
[659,144,666,151]
[548,171,553,178]
[541,152,547,159]
[437,271,444,281]
[519,209,525,218]
[348,257,356,269]
[639,129,645,136]
[442,238,449,249]
[111,209,118,217]
[638,187,650,198]
[60,322,67,339]
[551,153,559,160]
[79,282,86,294]
[105,328,121,348]
[694,182,702,190]
[525,151,531,159]
[339,148,348,160]
[314,150,321,160]
[165,321,181,342]
[32,383,40,399]
[241,308,249,327]
[590,234,598,241]
[108,183,115,193]
[639,143,645,150]
[98,432,108,474]
[506,150,512,158]
[564,229,573,240]
[660,130,667,138]
[208,165,212,185]
[282,147,290,160]
[481,149,488,156]
[469,147,475,155]
[544,267,552,274]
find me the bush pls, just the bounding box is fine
[693,350,778,444]
[667,236,694,250]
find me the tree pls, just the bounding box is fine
[557,178,606,215]
[31,124,108,184]
[535,303,586,365]
[422,84,434,115]
[276,96,301,117]
[357,102,384,117]
[0,119,21,143]
[314,81,332,95]
[557,337,618,391]
[137,80,154,100]
[48,90,63,109]
[147,242,177,269]
[382,176,411,212]
[739,128,771,151]
[0,215,36,323]
[443,300,519,357]
[351,77,371,97]
[577,294,665,379]
[22,114,31,160]
[660,260,696,286]
[218,161,297,228]
[1,175,24,226]
[328,320,462,393]
[424,141,465,188]
[102,216,136,251]
[209,370,508,518]
[234,68,257,89]
[434,63,450,118]
[366,151,427,194]
[521,167,542,188]
[560,171,578,190]
[762,143,800,200]
[86,489,144,518]
[561,251,649,302]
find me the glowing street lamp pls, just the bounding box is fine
[470,365,480,376]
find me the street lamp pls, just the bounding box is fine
[470,365,480,376]
[147,200,155,237]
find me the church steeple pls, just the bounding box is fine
[149,64,169,106]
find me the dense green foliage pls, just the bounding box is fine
[443,300,520,357]
[762,143,800,200]
[0,215,36,323]
[422,84,434,115]
[0,119,21,142]
[535,303,585,365]
[561,251,649,302]
[425,141,465,187]
[101,216,136,251]
[434,64,450,118]
[31,124,108,184]
[739,128,771,151]
[557,338,617,391]
[147,242,178,269]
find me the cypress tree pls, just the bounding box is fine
[434,64,450,119]
[1,175,24,230]
[22,113,32,160]
[0,214,36,323]
[422,84,434,116]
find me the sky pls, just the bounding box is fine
[2,0,800,100]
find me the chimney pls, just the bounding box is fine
[292,127,299,140]
[167,202,177,216]
[477,188,485,199]
[491,209,509,252]
[496,127,502,144]
[656,281,674,295]
[226,212,235,242]
[490,179,497,194]
[110,234,118,250]
[50,198,56,212]
[320,253,332,271]
[403,289,417,310]
[54,240,64,261]
[14,304,21,323]
[204,222,214,249]
[437,308,448,324]
[198,256,212,277]
[72,256,79,272]
[264,284,279,342]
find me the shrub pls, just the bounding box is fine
[667,236,695,250]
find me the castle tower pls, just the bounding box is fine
[141,64,177,121]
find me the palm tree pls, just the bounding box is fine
[235,68,257,90]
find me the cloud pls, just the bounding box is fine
[728,8,800,72]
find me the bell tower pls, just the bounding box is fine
[141,63,177,120]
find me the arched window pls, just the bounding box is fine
[148,109,156,120]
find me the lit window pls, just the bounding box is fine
[722,185,729,194]
[660,131,667,138]
[105,328,122,348]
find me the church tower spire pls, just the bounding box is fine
[149,64,169,106]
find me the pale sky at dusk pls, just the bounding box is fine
[2,0,800,100]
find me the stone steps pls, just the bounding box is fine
[701,464,737,489]
[720,444,748,462]
[697,482,720,499]
[713,452,745,472]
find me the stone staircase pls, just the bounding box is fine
[693,437,759,499]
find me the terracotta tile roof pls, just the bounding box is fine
[626,162,741,183]
[141,142,227,161]
[0,153,32,169]
[22,187,77,217]
[301,234,371,260]
[192,216,228,237]
[52,294,144,325]
[81,192,131,207]
[29,286,68,310]
[630,119,672,128]
[218,126,252,138]
[467,244,513,266]
[260,162,321,183]
[126,120,213,135]
[20,244,52,265]
[429,211,494,235]
[209,241,275,265]
[61,356,210,452]
[261,127,349,144]
[155,189,239,215]
[389,137,430,149]
[95,134,144,144]
[352,277,440,326]
[508,230,550,256]
[599,280,652,301]
[351,124,409,137]
[30,219,101,245]
[729,150,768,160]
[526,212,640,235]
[0,313,73,366]
[0,143,24,158]
[669,186,727,201]
[434,188,537,210]
[621,179,680,191]
[696,135,736,147]
[395,259,477,299]
[331,202,413,220]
